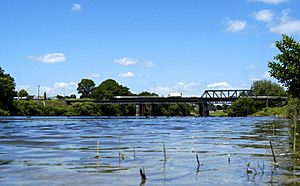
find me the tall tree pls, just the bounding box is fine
[18,89,29,97]
[0,67,16,111]
[251,80,286,96]
[138,91,158,96]
[91,79,131,100]
[77,79,95,98]
[268,34,300,98]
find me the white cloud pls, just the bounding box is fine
[88,73,100,78]
[16,84,31,92]
[29,53,66,63]
[143,61,156,68]
[155,81,206,97]
[54,82,68,89]
[253,9,274,22]
[269,9,300,35]
[263,71,271,79]
[270,20,300,35]
[16,82,78,97]
[224,19,247,32]
[49,82,77,96]
[114,57,138,66]
[250,0,287,4]
[207,81,232,89]
[250,71,274,82]
[118,72,136,78]
[114,57,156,68]
[244,65,257,71]
[71,3,82,12]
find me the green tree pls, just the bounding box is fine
[227,98,257,117]
[77,79,95,98]
[251,80,286,96]
[18,89,29,97]
[138,91,158,96]
[0,67,16,113]
[268,34,300,98]
[92,79,132,100]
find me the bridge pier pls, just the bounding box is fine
[135,104,145,116]
[196,102,209,117]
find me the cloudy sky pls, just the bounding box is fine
[1,0,300,97]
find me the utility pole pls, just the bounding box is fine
[37,85,40,100]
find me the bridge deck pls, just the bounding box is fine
[65,95,288,105]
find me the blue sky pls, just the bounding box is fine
[1,0,300,97]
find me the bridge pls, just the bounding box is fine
[65,89,288,116]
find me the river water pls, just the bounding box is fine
[0,116,299,185]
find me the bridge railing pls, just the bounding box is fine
[201,90,253,99]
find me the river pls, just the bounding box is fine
[0,116,299,185]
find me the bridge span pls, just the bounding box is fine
[65,89,288,116]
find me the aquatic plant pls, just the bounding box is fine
[95,140,100,159]
[163,142,167,162]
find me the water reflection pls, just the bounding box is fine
[0,116,299,185]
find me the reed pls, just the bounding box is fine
[196,154,200,167]
[118,138,121,161]
[227,154,231,164]
[95,140,100,159]
[163,142,167,162]
[269,140,276,163]
[292,109,298,155]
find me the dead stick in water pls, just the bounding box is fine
[163,142,167,161]
[269,140,277,163]
[196,154,200,167]
[140,168,146,180]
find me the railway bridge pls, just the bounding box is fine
[65,89,288,116]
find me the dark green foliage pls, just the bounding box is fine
[138,91,158,96]
[268,34,300,98]
[228,80,287,116]
[70,94,76,99]
[91,79,132,100]
[0,67,16,114]
[251,80,286,108]
[227,98,257,117]
[251,80,286,96]
[12,101,45,115]
[66,102,101,116]
[286,98,300,119]
[12,100,68,116]
[77,79,95,98]
[157,104,193,116]
[18,89,29,97]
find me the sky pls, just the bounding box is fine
[1,0,300,97]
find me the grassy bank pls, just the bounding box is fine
[209,110,228,117]
[252,107,287,117]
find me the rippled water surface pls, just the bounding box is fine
[0,116,299,185]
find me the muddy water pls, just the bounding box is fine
[0,116,299,185]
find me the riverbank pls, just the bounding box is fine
[209,106,288,117]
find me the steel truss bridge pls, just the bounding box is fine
[65,89,288,116]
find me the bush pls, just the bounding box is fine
[286,98,300,119]
[227,98,257,117]
[0,108,10,116]
[252,107,286,117]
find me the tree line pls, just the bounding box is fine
[1,34,300,116]
[0,69,194,116]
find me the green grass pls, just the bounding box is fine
[209,110,228,117]
[252,107,287,117]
